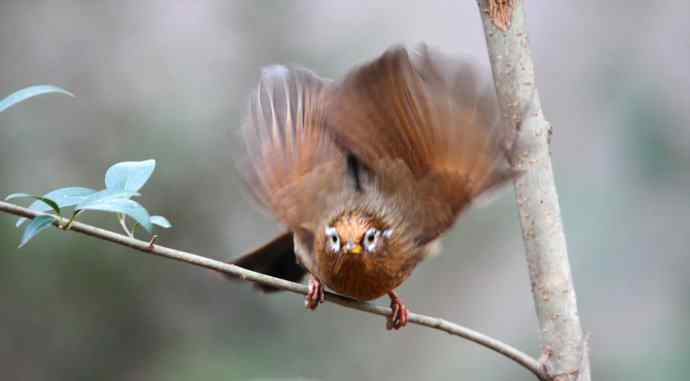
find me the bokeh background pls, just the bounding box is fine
[1,1,688,380]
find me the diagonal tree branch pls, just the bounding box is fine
[0,199,548,380]
[478,1,591,380]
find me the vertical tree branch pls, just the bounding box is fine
[477,1,591,380]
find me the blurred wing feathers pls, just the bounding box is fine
[329,45,515,243]
[244,66,344,231]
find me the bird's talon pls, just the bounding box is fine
[305,275,324,310]
[387,291,409,330]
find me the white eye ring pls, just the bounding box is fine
[364,228,380,253]
[325,226,340,252]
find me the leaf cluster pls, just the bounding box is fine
[1,86,171,247]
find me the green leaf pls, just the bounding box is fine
[6,193,61,217]
[18,215,57,248]
[40,187,96,206]
[5,192,33,200]
[104,159,156,192]
[76,189,139,208]
[78,198,152,232]
[15,187,96,227]
[150,215,172,229]
[0,85,74,113]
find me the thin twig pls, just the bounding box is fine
[147,234,158,251]
[0,200,547,380]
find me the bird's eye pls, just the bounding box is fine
[365,229,376,244]
[364,228,380,252]
[325,226,340,253]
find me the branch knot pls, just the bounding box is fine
[487,0,515,31]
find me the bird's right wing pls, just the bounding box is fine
[243,66,346,236]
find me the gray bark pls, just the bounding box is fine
[477,1,591,380]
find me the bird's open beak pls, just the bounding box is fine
[345,242,363,254]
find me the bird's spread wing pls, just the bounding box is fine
[243,66,346,235]
[327,45,515,245]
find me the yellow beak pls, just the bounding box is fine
[350,244,363,254]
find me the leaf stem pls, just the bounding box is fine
[117,213,134,238]
[62,210,81,230]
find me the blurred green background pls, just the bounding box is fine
[1,1,688,380]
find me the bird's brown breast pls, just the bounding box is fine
[314,246,418,301]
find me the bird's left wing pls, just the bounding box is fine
[327,45,515,245]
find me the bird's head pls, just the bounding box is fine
[320,211,393,271]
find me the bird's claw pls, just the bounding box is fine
[386,291,409,330]
[305,275,324,310]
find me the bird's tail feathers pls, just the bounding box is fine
[227,231,307,292]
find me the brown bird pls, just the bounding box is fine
[232,44,514,330]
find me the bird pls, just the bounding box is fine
[231,44,515,330]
